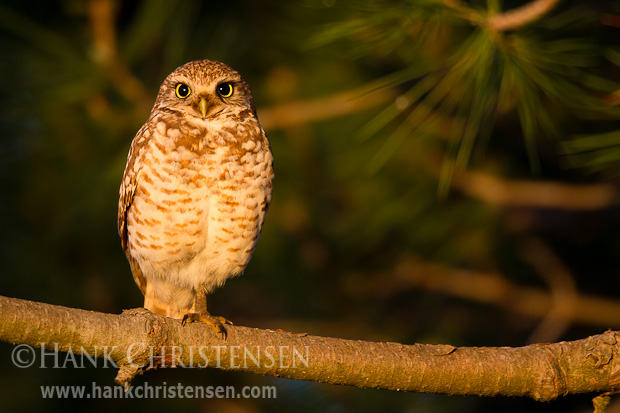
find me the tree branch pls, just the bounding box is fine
[257,82,399,131]
[417,148,619,210]
[519,238,579,343]
[439,0,562,31]
[2,295,620,402]
[487,0,562,31]
[451,169,618,210]
[88,0,152,113]
[352,257,620,329]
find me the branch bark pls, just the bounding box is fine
[2,295,620,402]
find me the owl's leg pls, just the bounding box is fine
[181,288,232,339]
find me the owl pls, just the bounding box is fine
[118,60,274,336]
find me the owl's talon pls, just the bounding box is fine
[122,307,153,317]
[181,313,232,339]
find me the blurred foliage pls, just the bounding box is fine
[311,0,620,184]
[1,0,620,412]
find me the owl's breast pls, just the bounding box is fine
[126,118,273,289]
[127,141,210,265]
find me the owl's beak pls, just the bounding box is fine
[198,97,208,117]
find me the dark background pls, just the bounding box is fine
[1,0,620,411]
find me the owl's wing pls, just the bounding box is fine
[118,125,149,295]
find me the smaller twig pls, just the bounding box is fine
[487,0,562,31]
[519,238,578,343]
[115,364,142,390]
[418,148,618,211]
[88,0,151,114]
[348,257,620,328]
[605,89,620,106]
[439,0,561,31]
[593,393,612,413]
[452,170,617,210]
[602,13,620,29]
[258,82,399,131]
[437,0,482,25]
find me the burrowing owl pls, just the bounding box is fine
[118,60,273,335]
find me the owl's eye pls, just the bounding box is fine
[217,82,234,98]
[175,83,191,99]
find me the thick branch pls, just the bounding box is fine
[2,295,620,401]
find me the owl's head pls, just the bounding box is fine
[152,60,257,120]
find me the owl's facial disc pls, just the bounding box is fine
[166,76,247,120]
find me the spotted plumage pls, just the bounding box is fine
[118,60,273,328]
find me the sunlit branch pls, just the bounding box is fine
[1,294,620,404]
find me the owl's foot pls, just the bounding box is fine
[122,307,153,317]
[181,312,233,339]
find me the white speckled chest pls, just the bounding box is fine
[125,112,273,293]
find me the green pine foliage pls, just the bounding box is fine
[311,0,620,181]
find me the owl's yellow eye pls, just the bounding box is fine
[175,83,191,99]
[217,82,234,98]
